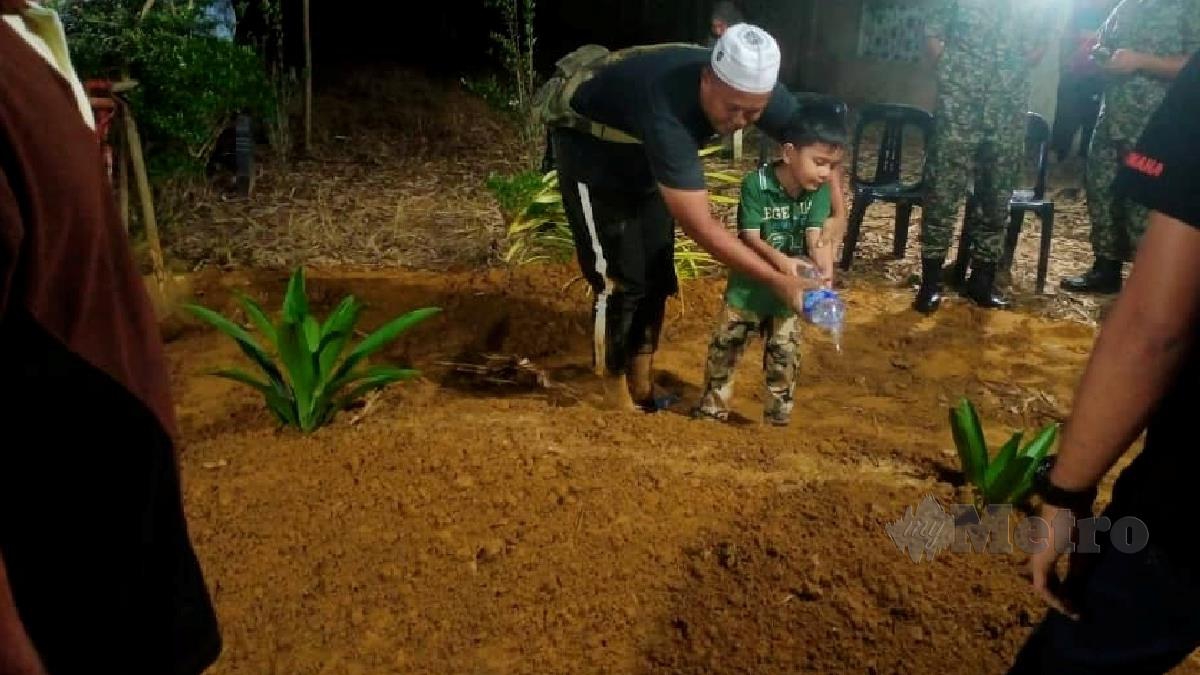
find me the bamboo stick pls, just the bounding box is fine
[122,105,167,292]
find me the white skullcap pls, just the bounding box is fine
[711,23,781,94]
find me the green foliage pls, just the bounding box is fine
[185,267,442,432]
[490,143,744,279]
[482,0,540,154]
[54,0,275,178]
[462,74,519,118]
[486,170,546,223]
[949,398,1059,508]
[490,169,719,279]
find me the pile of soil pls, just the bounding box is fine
[165,264,1196,674]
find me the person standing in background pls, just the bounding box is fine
[1050,0,1113,161]
[1059,0,1200,295]
[915,0,1053,314]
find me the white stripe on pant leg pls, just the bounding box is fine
[578,182,612,375]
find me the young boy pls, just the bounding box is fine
[693,109,847,426]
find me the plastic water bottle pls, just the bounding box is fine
[802,287,846,353]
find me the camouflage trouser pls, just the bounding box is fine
[1086,123,1149,263]
[696,305,801,424]
[921,118,1023,262]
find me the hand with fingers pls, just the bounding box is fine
[1026,504,1101,621]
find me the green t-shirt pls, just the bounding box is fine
[724,162,832,317]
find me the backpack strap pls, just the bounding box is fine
[534,43,707,145]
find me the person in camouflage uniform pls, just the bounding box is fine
[915,0,1054,314]
[1060,0,1200,294]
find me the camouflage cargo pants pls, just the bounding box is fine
[1086,123,1149,263]
[695,304,801,425]
[921,119,1023,262]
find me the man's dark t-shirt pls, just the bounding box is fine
[561,44,797,192]
[1107,48,1200,566]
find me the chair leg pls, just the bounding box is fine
[1037,207,1054,295]
[894,202,913,259]
[840,196,871,271]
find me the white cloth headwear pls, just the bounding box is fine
[711,23,781,94]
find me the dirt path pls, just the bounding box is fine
[167,264,1198,674]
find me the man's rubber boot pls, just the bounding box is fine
[602,373,638,411]
[914,257,945,314]
[629,352,655,410]
[1060,258,1123,294]
[964,261,1011,309]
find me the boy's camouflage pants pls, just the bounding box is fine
[1086,124,1150,263]
[696,304,801,424]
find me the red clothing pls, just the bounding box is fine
[0,15,177,440]
[0,12,220,675]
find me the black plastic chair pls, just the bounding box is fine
[955,112,1055,294]
[757,93,849,165]
[839,103,935,271]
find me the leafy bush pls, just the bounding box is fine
[490,144,742,278]
[185,267,441,432]
[950,398,1059,508]
[53,0,275,178]
[486,170,546,223]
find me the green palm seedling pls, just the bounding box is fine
[949,398,1059,508]
[185,267,441,432]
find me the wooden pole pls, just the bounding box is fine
[122,104,168,293]
[117,126,130,233]
[303,0,313,154]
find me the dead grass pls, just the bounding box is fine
[167,65,526,271]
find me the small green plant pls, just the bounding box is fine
[486,169,547,223]
[185,267,441,432]
[950,398,1059,508]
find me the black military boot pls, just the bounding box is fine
[964,261,1011,309]
[914,257,945,314]
[1060,258,1123,294]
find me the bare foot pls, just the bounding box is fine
[601,373,639,412]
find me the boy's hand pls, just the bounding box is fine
[772,273,820,315]
[812,245,836,287]
[787,256,818,279]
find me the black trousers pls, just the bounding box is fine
[1006,506,1200,674]
[553,130,678,375]
[1051,73,1103,160]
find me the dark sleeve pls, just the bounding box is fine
[754,82,799,143]
[0,163,20,319]
[1113,50,1200,228]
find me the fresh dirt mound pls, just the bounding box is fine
[167,264,1197,674]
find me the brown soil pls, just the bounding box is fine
[170,264,1200,675]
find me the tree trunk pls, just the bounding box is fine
[303,0,313,154]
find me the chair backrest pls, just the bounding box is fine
[1024,111,1050,200]
[849,103,934,189]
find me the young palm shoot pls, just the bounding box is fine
[949,398,1059,509]
[186,267,441,432]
